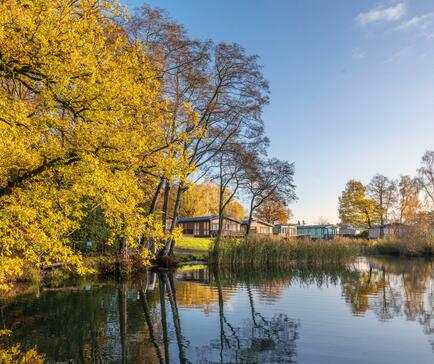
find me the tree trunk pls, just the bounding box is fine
[217,187,224,240]
[162,179,170,234]
[157,183,184,262]
[167,183,184,256]
[118,282,128,364]
[139,278,164,364]
[149,178,164,215]
[246,200,255,236]
[365,209,372,229]
[166,273,188,364]
[140,178,164,249]
[158,274,170,363]
[119,237,128,260]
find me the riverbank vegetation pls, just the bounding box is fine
[210,233,434,267]
[210,237,360,267]
[0,1,296,291]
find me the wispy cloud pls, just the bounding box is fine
[383,46,412,64]
[396,12,434,36]
[356,3,406,26]
[351,48,366,60]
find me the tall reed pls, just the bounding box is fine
[210,237,360,267]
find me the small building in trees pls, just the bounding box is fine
[296,224,338,239]
[338,226,366,237]
[368,223,408,239]
[273,224,298,237]
[177,216,242,237]
[241,219,273,235]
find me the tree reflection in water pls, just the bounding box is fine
[138,269,299,363]
[189,267,299,364]
[3,258,434,362]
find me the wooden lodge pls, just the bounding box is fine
[241,219,273,235]
[368,223,408,239]
[273,223,298,238]
[177,216,242,237]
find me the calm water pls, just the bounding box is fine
[2,258,434,363]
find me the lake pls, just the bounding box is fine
[2,257,434,363]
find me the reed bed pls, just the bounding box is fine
[364,237,434,257]
[210,237,361,267]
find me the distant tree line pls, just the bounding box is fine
[338,150,434,228]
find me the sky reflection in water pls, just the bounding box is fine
[2,257,434,363]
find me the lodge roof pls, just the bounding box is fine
[241,219,274,227]
[369,223,407,229]
[297,224,338,229]
[177,215,241,223]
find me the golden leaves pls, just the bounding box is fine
[0,0,180,285]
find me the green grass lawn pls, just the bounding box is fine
[176,237,212,251]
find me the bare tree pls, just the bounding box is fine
[316,216,330,225]
[244,158,296,235]
[160,42,270,257]
[214,140,267,238]
[129,6,271,262]
[366,174,397,225]
[417,150,434,209]
[129,5,211,221]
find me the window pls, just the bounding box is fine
[260,226,269,234]
[212,223,219,231]
[225,223,237,231]
[204,222,209,236]
[194,223,200,236]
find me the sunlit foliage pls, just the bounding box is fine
[0,0,189,289]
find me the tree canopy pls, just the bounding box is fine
[0,1,296,288]
[338,180,380,228]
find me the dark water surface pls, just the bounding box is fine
[2,258,434,363]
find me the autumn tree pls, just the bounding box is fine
[366,174,397,225]
[397,175,421,223]
[179,181,244,220]
[0,0,171,289]
[338,180,380,228]
[244,158,296,235]
[254,194,293,225]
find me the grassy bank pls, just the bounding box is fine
[210,237,361,267]
[176,237,212,251]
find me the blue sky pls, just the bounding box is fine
[126,0,434,223]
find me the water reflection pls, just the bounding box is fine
[2,258,434,363]
[206,267,298,363]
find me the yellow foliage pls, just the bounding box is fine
[0,345,45,364]
[0,0,195,287]
[180,181,245,219]
[0,330,45,364]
